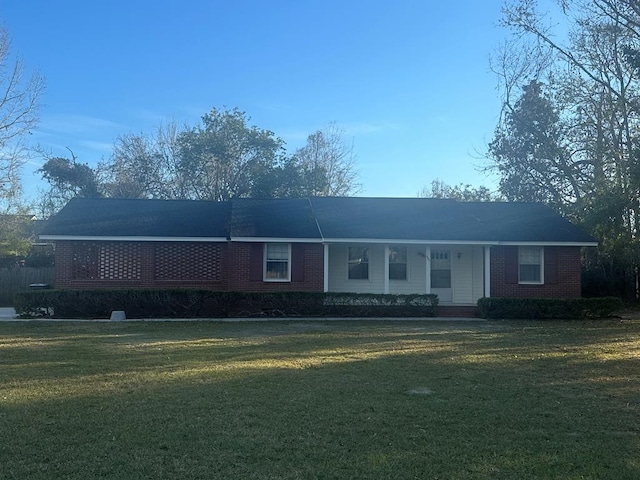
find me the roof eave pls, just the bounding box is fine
[321,238,598,247]
[229,236,322,243]
[39,235,229,242]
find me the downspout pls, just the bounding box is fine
[484,246,491,298]
[425,246,431,294]
[308,198,328,293]
[323,243,329,293]
[384,245,390,294]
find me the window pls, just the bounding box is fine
[348,246,369,280]
[431,250,451,288]
[519,247,543,284]
[264,243,291,281]
[389,246,407,280]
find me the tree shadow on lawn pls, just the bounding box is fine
[1,320,640,479]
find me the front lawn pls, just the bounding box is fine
[1,319,639,479]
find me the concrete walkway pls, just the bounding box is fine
[0,307,16,319]
[0,310,483,322]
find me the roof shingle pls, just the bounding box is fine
[40,196,596,245]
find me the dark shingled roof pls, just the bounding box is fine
[229,198,320,239]
[309,197,596,243]
[41,197,231,238]
[40,196,597,245]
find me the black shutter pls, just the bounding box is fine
[250,243,263,281]
[505,246,519,284]
[544,247,558,284]
[291,244,305,282]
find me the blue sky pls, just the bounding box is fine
[2,1,519,199]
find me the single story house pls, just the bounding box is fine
[39,197,597,316]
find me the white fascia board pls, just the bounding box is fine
[322,238,488,245]
[39,235,228,242]
[496,241,598,247]
[230,237,323,243]
[321,238,598,247]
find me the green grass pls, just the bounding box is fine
[1,319,640,479]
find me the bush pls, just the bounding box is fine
[477,297,623,320]
[13,289,439,319]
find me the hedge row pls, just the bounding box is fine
[477,297,623,319]
[13,289,439,319]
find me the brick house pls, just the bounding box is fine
[40,197,597,315]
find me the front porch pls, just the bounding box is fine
[322,243,490,306]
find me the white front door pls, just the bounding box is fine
[431,249,452,303]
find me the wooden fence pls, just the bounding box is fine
[0,267,55,306]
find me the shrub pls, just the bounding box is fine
[13,290,439,319]
[477,297,623,320]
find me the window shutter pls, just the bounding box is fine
[544,247,558,284]
[291,244,305,282]
[250,243,264,281]
[505,247,518,284]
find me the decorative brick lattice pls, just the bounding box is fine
[71,243,100,279]
[98,243,141,280]
[155,243,221,280]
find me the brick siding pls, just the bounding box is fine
[54,240,324,293]
[226,242,324,292]
[53,241,583,302]
[490,246,582,298]
[54,241,229,290]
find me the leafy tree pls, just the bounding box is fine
[37,152,100,217]
[176,108,286,201]
[490,0,640,297]
[487,80,578,209]
[98,112,360,201]
[0,213,33,266]
[418,179,502,202]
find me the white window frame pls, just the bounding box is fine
[347,246,369,280]
[518,246,544,285]
[264,243,291,282]
[388,246,408,281]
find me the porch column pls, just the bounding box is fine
[323,243,329,292]
[383,245,390,294]
[483,246,491,297]
[425,246,431,294]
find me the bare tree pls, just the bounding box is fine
[0,26,44,212]
[292,122,361,196]
[100,121,187,199]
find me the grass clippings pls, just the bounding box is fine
[1,319,639,479]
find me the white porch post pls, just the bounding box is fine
[323,243,329,293]
[383,245,390,294]
[483,246,491,298]
[425,246,431,294]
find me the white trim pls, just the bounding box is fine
[497,241,597,247]
[263,243,292,282]
[322,238,597,247]
[231,237,322,243]
[39,235,228,242]
[41,235,597,248]
[518,246,544,285]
